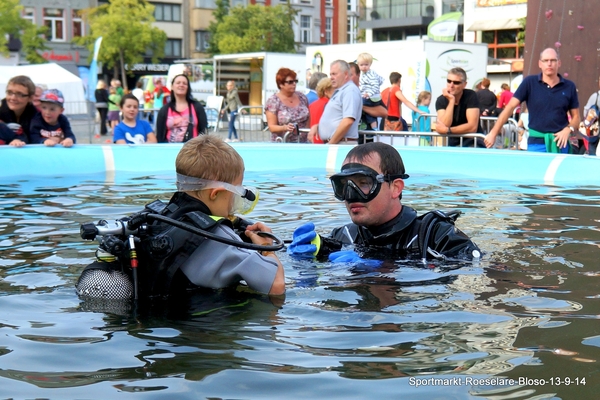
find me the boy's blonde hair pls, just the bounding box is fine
[357,53,373,65]
[176,135,244,184]
[417,91,431,105]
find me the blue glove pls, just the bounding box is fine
[287,222,320,259]
[329,250,382,267]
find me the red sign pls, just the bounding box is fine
[41,50,80,63]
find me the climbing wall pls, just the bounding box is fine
[524,0,600,107]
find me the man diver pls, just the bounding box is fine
[287,142,481,261]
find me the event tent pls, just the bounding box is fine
[0,63,87,115]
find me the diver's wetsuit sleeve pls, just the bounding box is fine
[179,224,279,294]
[429,220,481,260]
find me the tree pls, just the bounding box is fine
[76,0,167,90]
[0,0,48,64]
[212,4,298,55]
[207,0,230,55]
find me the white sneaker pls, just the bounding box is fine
[232,139,239,142]
[224,138,232,142]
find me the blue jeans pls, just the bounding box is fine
[228,111,238,139]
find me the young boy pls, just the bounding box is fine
[76,135,285,301]
[29,89,76,147]
[357,53,385,130]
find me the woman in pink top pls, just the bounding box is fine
[156,74,207,143]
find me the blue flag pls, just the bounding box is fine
[87,37,103,102]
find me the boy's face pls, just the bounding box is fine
[210,173,244,218]
[39,102,63,125]
[358,60,371,73]
[121,98,139,120]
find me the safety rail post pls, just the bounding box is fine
[413,113,437,146]
[237,105,267,142]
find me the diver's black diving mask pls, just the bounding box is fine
[329,163,409,203]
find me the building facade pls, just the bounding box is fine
[18,0,96,74]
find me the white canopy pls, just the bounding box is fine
[0,63,87,114]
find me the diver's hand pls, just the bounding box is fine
[287,222,319,259]
[329,250,382,266]
[245,222,273,246]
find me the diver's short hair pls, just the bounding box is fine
[176,135,244,184]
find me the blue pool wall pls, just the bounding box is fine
[3,144,600,186]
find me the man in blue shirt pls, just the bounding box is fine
[484,48,580,153]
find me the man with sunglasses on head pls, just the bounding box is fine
[0,75,37,146]
[288,142,480,262]
[435,67,484,148]
[484,48,580,153]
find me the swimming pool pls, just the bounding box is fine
[1,145,599,399]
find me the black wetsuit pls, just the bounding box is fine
[324,206,480,261]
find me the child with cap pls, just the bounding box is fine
[29,89,76,147]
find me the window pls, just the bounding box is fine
[195,31,211,52]
[325,17,332,44]
[300,16,311,43]
[154,3,181,22]
[195,0,217,8]
[347,15,357,43]
[165,39,182,57]
[325,0,332,6]
[482,29,523,59]
[43,8,65,42]
[22,6,35,23]
[300,0,312,4]
[72,10,84,38]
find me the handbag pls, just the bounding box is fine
[384,119,403,131]
[383,89,402,131]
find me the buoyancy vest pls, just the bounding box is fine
[329,206,480,261]
[79,192,231,299]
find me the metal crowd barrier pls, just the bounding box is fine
[65,101,97,144]
[480,116,520,149]
[236,106,270,142]
[369,130,487,148]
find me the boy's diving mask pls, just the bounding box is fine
[176,173,259,215]
[329,163,409,203]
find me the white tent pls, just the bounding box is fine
[0,63,87,115]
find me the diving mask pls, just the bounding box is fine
[176,173,259,215]
[329,163,409,203]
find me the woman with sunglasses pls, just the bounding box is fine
[265,68,310,142]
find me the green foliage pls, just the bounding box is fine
[212,4,297,55]
[76,0,167,87]
[0,0,48,63]
[207,0,230,55]
[517,17,526,47]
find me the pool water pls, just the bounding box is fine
[0,169,599,399]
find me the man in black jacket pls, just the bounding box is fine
[288,142,481,262]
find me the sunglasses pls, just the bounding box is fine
[446,79,464,85]
[284,79,299,85]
